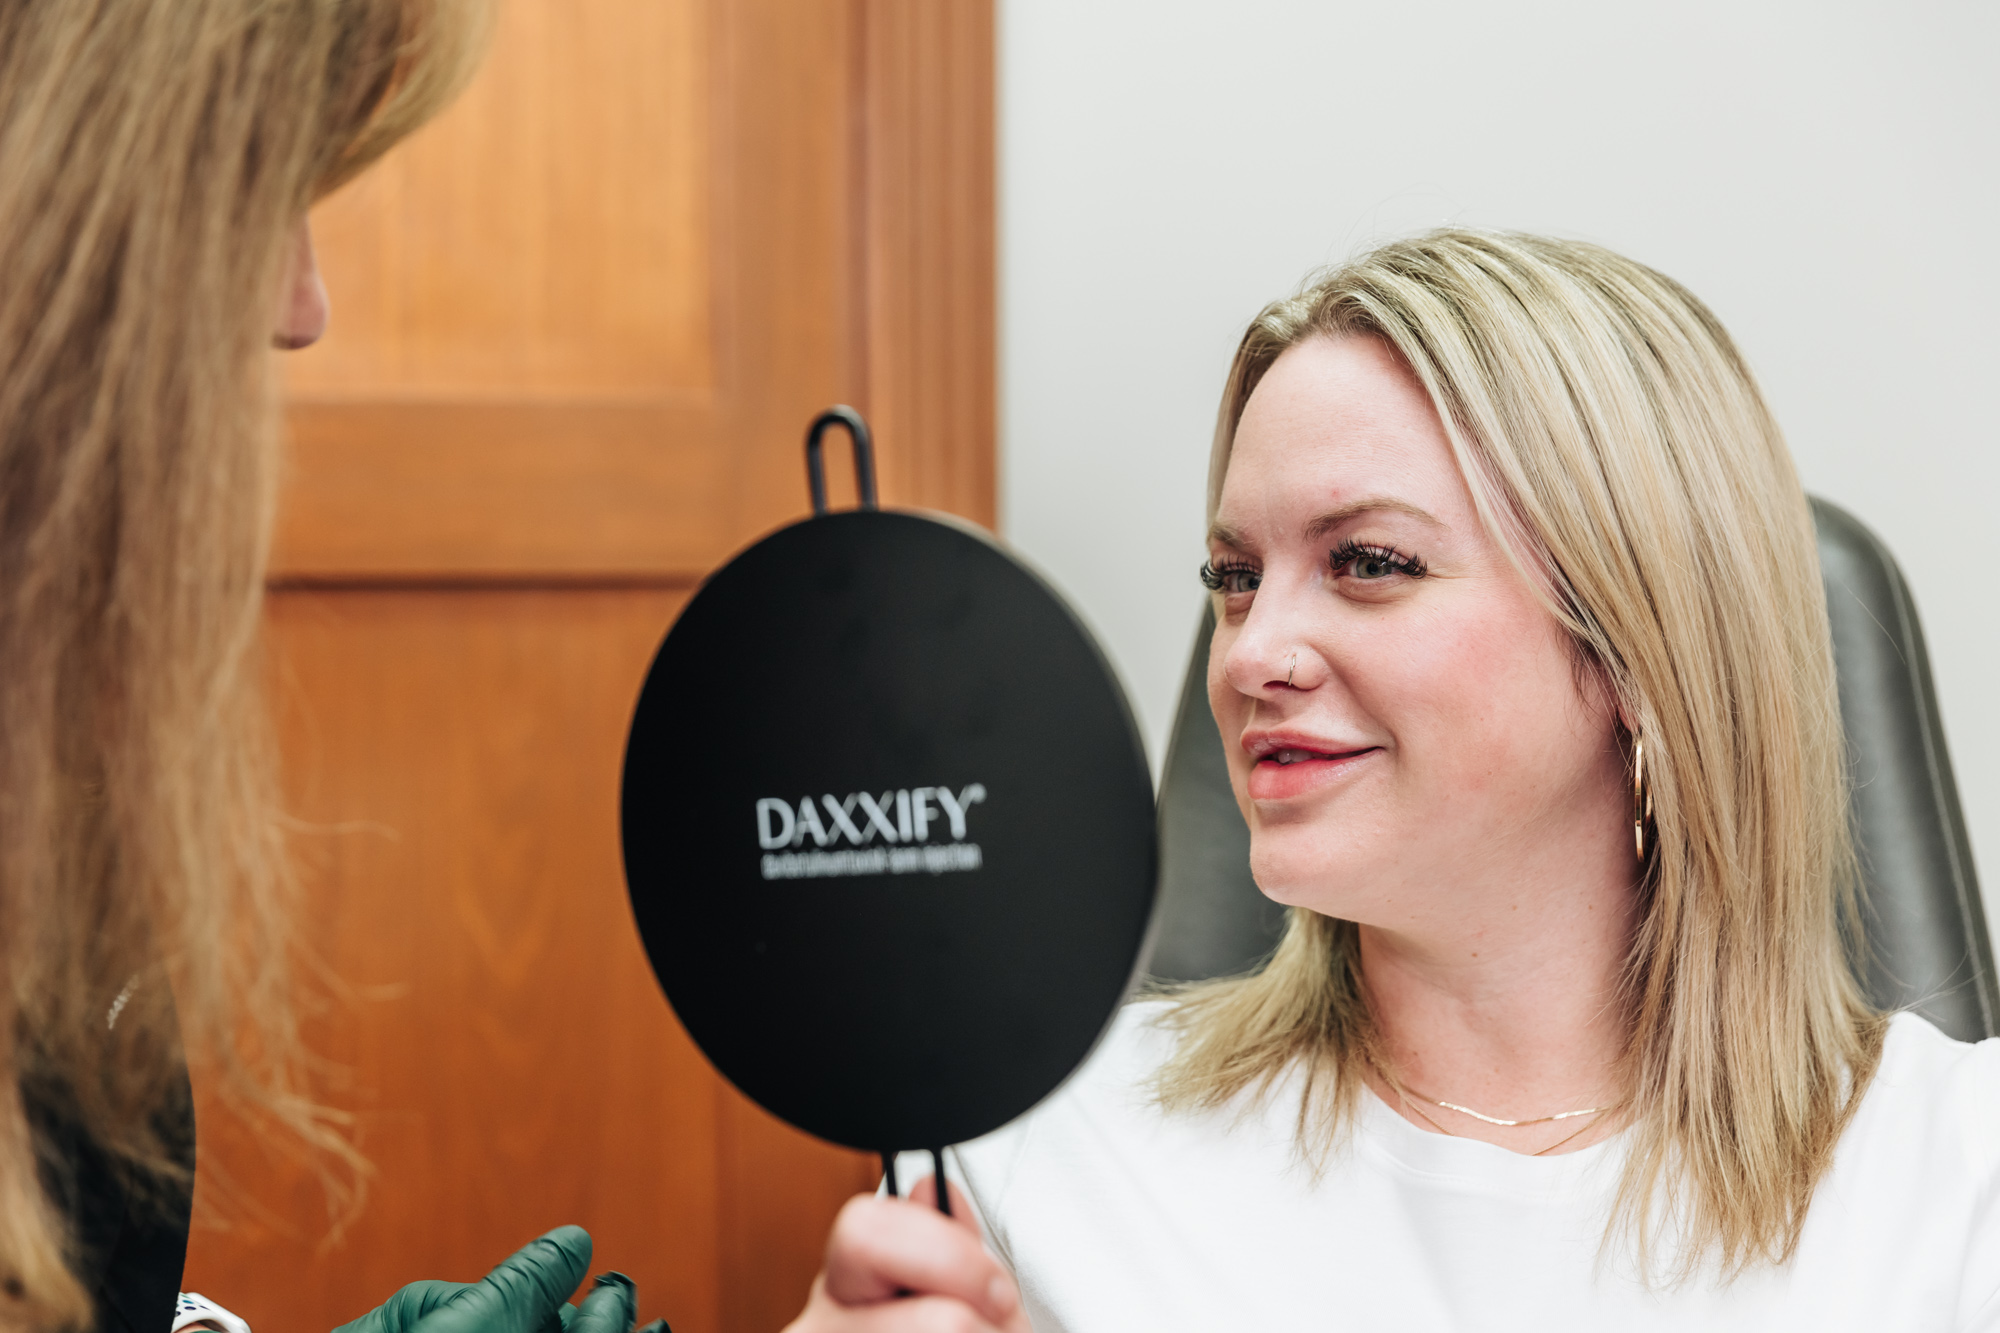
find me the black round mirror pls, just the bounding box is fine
[620,410,1156,1159]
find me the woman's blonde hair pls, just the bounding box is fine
[1158,229,1886,1279]
[0,2,487,1324]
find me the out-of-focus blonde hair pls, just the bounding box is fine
[1157,229,1885,1279]
[0,2,487,1324]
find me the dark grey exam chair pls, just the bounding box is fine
[1149,496,1999,1043]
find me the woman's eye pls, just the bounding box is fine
[1199,561,1260,594]
[1330,542,1427,583]
[1353,554,1396,580]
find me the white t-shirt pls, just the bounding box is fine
[908,1004,2000,1331]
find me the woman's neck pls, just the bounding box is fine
[1355,835,1640,1155]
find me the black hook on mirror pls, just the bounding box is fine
[806,406,878,516]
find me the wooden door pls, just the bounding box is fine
[180,5,993,1333]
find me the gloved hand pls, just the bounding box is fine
[332,1226,666,1333]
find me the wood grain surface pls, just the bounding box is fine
[183,2,994,1331]
[281,1,713,400]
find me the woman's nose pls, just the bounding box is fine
[1221,599,1314,697]
[273,220,329,351]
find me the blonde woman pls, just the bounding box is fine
[788,231,2000,1331]
[0,6,640,1333]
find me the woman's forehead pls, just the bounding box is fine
[1219,338,1472,539]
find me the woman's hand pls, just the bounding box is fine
[786,1177,1031,1332]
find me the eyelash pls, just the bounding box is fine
[1330,540,1428,581]
[1199,543,1428,593]
[1198,559,1260,593]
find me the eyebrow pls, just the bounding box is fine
[1207,497,1441,549]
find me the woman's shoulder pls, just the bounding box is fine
[1850,1011,2000,1173]
[1873,1011,2000,1097]
[1791,1012,2000,1312]
[1070,997,1185,1087]
[995,998,1184,1137]
[944,1000,1192,1246]
[952,998,1197,1165]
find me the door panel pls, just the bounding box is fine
[282,0,713,400]
[248,587,731,1329]
[183,2,993,1331]
[274,403,733,578]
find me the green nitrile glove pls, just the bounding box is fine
[332,1228,651,1333]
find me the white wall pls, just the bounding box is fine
[998,0,2000,914]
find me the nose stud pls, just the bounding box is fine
[1287,654,1296,688]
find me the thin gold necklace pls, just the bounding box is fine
[1366,1052,1622,1157]
[1428,1096,1618,1128]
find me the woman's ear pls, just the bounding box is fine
[1568,641,1633,736]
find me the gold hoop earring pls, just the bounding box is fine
[1632,733,1656,861]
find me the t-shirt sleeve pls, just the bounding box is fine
[1958,1038,2000,1330]
[1964,1197,2000,1328]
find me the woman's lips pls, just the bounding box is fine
[1244,745,1380,801]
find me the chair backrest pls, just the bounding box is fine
[1149,496,1998,1042]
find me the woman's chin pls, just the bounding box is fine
[1248,843,1379,914]
[1240,824,1416,920]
